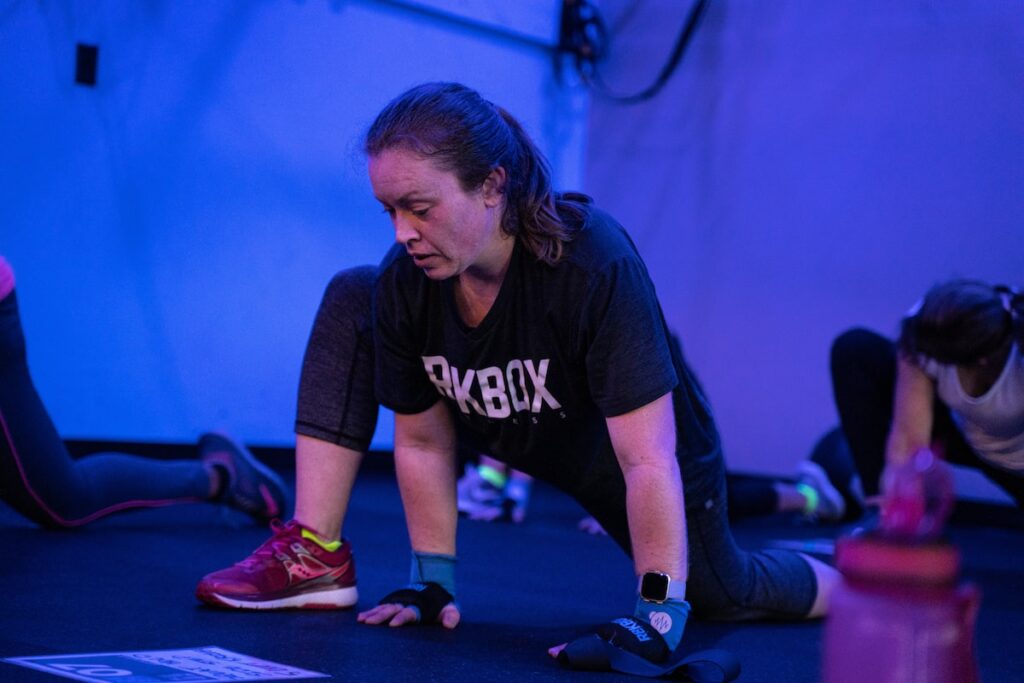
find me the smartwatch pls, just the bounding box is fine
[640,571,672,604]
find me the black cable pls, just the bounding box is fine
[558,0,609,72]
[563,0,710,105]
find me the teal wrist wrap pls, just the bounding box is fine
[410,551,457,597]
[634,596,690,651]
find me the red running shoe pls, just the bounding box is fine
[196,520,357,609]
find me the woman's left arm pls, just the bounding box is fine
[606,392,686,582]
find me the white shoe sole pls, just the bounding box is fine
[207,585,358,610]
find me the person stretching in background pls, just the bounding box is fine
[0,257,288,529]
[831,279,1024,510]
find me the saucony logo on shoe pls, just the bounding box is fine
[282,545,349,583]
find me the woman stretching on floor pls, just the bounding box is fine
[0,257,287,529]
[831,279,1024,509]
[196,82,839,671]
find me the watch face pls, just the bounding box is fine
[641,572,670,602]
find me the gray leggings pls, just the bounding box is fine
[295,266,379,452]
[296,268,817,620]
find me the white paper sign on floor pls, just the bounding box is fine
[3,646,329,683]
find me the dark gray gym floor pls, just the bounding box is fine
[1,456,1022,682]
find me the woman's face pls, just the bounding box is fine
[369,147,508,281]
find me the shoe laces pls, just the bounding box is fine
[237,520,303,570]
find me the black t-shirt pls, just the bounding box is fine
[374,200,717,501]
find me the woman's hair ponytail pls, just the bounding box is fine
[493,107,579,264]
[899,279,1019,365]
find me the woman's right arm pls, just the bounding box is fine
[885,354,936,465]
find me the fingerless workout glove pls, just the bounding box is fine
[377,582,454,623]
[375,550,458,623]
[634,596,691,652]
[595,616,671,663]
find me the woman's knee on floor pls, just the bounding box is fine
[687,547,821,622]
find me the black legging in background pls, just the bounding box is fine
[0,268,212,528]
[725,426,859,521]
[726,477,778,519]
[830,327,1024,506]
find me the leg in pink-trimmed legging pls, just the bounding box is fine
[0,258,213,529]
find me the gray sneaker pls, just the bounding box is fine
[200,433,289,523]
[798,460,846,522]
[456,464,505,518]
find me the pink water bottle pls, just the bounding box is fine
[823,450,982,683]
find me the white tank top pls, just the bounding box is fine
[922,343,1024,473]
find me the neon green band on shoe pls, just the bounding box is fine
[477,464,508,489]
[301,528,342,552]
[795,482,819,516]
